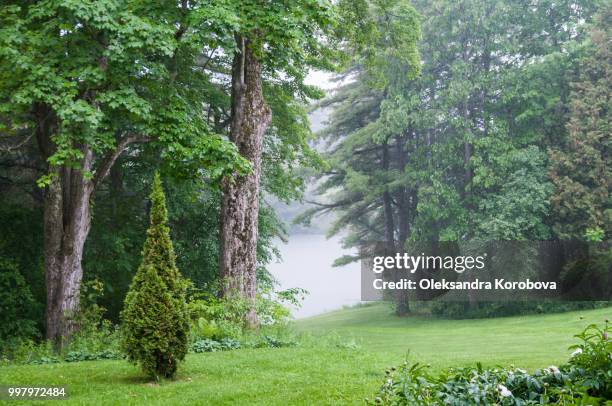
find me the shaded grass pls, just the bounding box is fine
[0,304,609,405]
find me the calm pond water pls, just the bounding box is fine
[267,233,361,318]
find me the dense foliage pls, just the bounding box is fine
[121,174,189,379]
[549,6,612,240]
[370,322,611,404]
[304,0,611,315]
[0,0,325,341]
[0,259,39,341]
[0,4,608,399]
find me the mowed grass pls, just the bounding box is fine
[297,303,611,370]
[1,304,609,405]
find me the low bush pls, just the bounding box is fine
[69,279,122,358]
[187,294,246,341]
[191,338,241,353]
[0,279,122,366]
[187,286,302,343]
[0,339,56,365]
[369,321,611,405]
[0,259,39,341]
[64,349,122,362]
[0,333,123,365]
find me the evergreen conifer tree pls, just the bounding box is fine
[121,173,189,379]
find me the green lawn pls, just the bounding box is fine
[1,304,609,405]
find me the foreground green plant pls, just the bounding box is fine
[567,322,612,399]
[370,322,611,405]
[1,279,122,366]
[187,286,302,343]
[121,174,189,380]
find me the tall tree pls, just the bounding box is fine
[549,4,612,240]
[218,0,339,327]
[0,1,243,344]
[219,34,272,328]
[300,0,421,315]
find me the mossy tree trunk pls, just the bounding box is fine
[219,34,271,329]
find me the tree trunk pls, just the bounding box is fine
[219,35,272,329]
[394,134,412,316]
[395,133,411,315]
[43,149,94,346]
[34,102,141,346]
[395,133,410,246]
[381,140,395,249]
[381,140,409,316]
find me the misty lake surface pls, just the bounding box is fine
[268,233,361,318]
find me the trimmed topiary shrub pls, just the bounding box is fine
[120,173,189,380]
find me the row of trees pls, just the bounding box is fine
[1,0,607,344]
[303,0,610,312]
[0,0,343,345]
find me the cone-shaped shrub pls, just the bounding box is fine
[121,173,189,379]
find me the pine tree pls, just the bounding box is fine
[121,173,189,379]
[549,4,612,240]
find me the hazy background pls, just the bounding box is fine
[267,71,362,319]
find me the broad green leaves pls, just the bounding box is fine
[0,0,245,180]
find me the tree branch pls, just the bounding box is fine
[304,198,355,209]
[0,132,34,152]
[92,134,153,191]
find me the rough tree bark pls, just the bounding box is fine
[43,154,93,347]
[34,103,148,346]
[219,35,272,329]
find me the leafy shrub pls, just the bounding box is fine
[1,336,123,365]
[68,279,121,356]
[121,174,189,380]
[0,338,56,365]
[0,259,39,341]
[369,322,611,404]
[191,339,222,353]
[256,288,306,326]
[29,356,61,365]
[218,337,242,350]
[64,349,122,362]
[1,279,123,366]
[566,322,612,399]
[187,287,299,342]
[187,294,246,341]
[191,338,241,353]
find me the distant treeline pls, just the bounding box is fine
[301,0,611,314]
